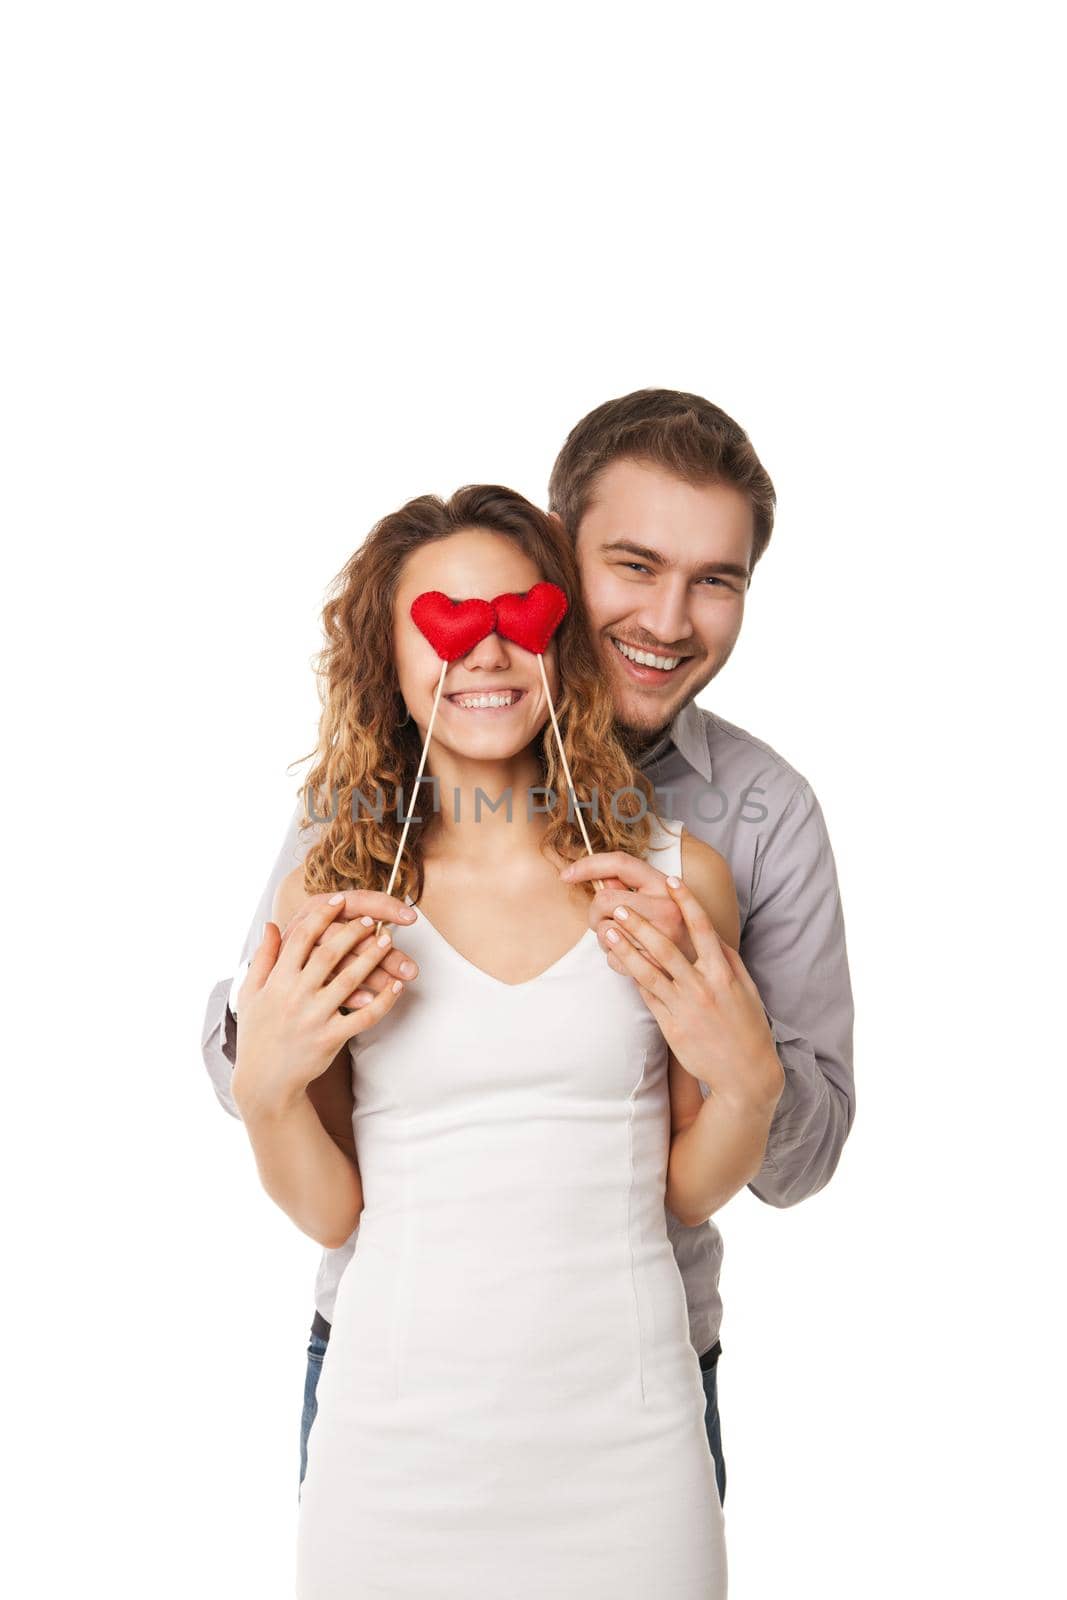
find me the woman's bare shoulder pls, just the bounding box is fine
[679,830,740,951]
[271,864,314,930]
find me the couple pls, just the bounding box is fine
[203,388,856,1597]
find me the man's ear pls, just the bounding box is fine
[547,510,565,533]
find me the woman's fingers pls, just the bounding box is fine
[561,851,662,893]
[281,891,416,948]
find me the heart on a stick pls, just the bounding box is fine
[375,576,597,941]
[493,582,569,654]
[410,592,497,661]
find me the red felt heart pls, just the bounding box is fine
[410,591,497,661]
[492,582,568,654]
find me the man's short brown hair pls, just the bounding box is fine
[548,388,776,575]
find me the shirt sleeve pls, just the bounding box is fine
[200,801,313,1120]
[741,780,856,1207]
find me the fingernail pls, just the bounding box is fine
[328,893,345,904]
[613,906,629,920]
[392,979,403,993]
[605,928,620,944]
[377,932,391,947]
[560,866,573,880]
[354,991,373,1007]
[666,876,681,889]
[400,961,416,978]
[360,916,374,926]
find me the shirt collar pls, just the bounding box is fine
[635,697,713,781]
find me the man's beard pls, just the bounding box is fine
[613,716,672,765]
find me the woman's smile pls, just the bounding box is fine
[444,687,529,713]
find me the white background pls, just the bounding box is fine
[3,3,1063,1596]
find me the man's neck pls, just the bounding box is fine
[615,717,674,770]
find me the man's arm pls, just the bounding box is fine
[201,802,312,1119]
[742,780,856,1207]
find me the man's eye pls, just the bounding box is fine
[620,563,727,588]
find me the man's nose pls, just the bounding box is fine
[634,579,695,648]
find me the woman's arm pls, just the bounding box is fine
[634,835,782,1227]
[231,868,402,1248]
[235,1067,364,1249]
[666,1045,778,1226]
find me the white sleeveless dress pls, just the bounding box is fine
[296,816,727,1597]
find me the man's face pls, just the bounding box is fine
[572,457,754,743]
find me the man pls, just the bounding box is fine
[202,388,855,1506]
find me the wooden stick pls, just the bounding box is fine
[375,659,449,937]
[537,653,605,893]
[375,651,605,940]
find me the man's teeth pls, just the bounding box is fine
[612,638,681,671]
[450,691,522,709]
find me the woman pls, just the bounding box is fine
[233,485,743,1596]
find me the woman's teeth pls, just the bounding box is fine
[447,690,525,710]
[611,637,682,672]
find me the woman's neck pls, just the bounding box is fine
[419,744,553,866]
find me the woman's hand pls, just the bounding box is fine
[232,898,404,1121]
[278,889,420,1000]
[603,878,785,1116]
[560,850,696,966]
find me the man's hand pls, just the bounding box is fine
[600,875,785,1115]
[560,851,696,967]
[233,899,405,1120]
[279,890,420,1005]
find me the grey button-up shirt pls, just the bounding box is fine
[202,699,855,1354]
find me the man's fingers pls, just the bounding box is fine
[589,887,696,965]
[276,898,347,974]
[604,903,693,986]
[295,917,419,992]
[330,942,419,989]
[244,922,282,991]
[665,876,728,969]
[331,975,406,1043]
[591,887,671,924]
[321,938,402,1015]
[721,939,763,1000]
[303,917,389,990]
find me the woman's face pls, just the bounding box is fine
[393,527,560,762]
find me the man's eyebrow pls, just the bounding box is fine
[600,539,750,581]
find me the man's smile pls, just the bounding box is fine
[608,634,695,686]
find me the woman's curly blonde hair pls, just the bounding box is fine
[296,484,661,905]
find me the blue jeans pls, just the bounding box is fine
[299,1321,727,1507]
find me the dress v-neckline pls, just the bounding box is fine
[406,900,598,991]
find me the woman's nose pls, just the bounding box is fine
[462,629,512,668]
